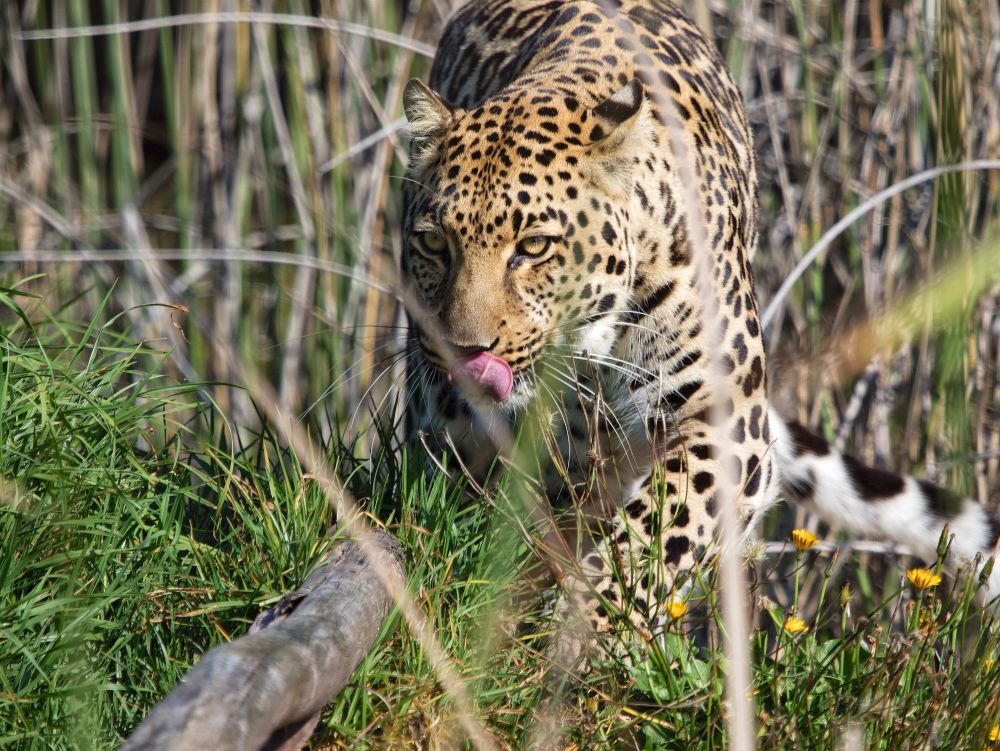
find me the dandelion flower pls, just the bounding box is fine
[906,568,942,590]
[783,615,809,635]
[791,528,818,551]
[990,725,1000,742]
[983,658,997,673]
[666,600,688,620]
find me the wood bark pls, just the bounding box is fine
[121,531,405,751]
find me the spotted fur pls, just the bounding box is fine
[401,0,1000,649]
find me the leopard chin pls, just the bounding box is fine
[502,374,539,411]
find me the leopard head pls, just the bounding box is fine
[401,77,653,410]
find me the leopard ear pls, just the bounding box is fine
[403,79,452,141]
[586,78,646,144]
[585,78,652,195]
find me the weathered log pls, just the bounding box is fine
[121,530,406,751]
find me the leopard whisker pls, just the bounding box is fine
[534,371,577,467]
[301,341,419,420]
[347,347,423,432]
[540,361,639,471]
[568,351,656,382]
[366,355,428,433]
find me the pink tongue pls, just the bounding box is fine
[447,352,514,403]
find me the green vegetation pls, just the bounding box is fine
[1,1,999,749]
[0,282,336,747]
[3,285,1000,749]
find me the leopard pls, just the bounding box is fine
[399,0,1000,655]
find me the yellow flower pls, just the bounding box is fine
[666,600,688,620]
[783,615,809,635]
[906,568,942,590]
[983,658,997,673]
[791,528,818,551]
[990,725,1000,742]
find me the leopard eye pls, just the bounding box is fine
[414,230,448,256]
[514,235,557,260]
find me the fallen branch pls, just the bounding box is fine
[121,530,406,751]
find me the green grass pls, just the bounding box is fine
[0,282,334,747]
[3,282,1000,749]
[2,0,1000,749]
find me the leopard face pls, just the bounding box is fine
[402,78,654,410]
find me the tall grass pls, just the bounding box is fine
[0,282,337,747]
[1,0,999,748]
